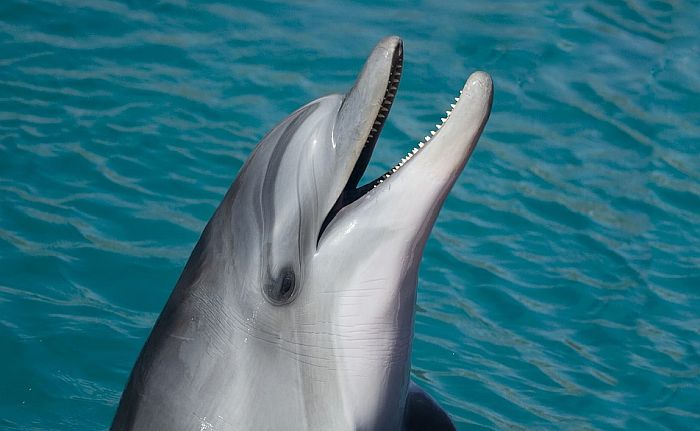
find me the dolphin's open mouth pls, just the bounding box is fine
[318,40,481,244]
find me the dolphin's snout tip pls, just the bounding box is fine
[382,35,403,46]
[377,35,403,56]
[460,71,493,116]
[465,71,493,97]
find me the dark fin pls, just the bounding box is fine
[403,381,456,431]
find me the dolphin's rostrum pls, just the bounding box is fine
[111,36,493,431]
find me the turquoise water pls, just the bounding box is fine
[1,0,699,429]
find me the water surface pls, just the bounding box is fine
[1,1,699,429]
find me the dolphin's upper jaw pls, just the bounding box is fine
[318,38,404,241]
[344,45,403,192]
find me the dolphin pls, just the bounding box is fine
[111,36,493,431]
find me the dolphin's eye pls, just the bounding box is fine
[264,268,297,305]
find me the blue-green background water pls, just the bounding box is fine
[1,1,699,429]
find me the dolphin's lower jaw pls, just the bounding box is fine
[312,39,492,431]
[375,71,493,186]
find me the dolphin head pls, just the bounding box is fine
[204,36,492,429]
[208,37,404,303]
[117,36,492,431]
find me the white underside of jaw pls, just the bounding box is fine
[374,90,463,187]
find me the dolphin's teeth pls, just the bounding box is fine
[374,85,470,190]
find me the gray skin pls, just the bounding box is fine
[111,36,493,431]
